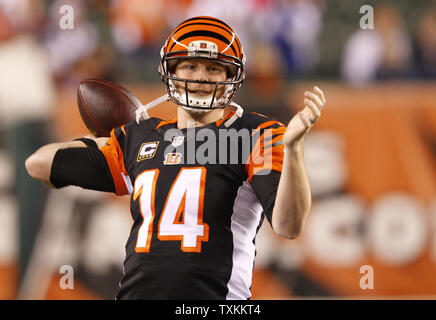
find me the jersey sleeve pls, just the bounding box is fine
[243,116,286,226]
[99,127,131,195]
[244,119,286,182]
[250,171,281,226]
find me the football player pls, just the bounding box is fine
[25,16,326,299]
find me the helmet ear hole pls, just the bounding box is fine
[225,65,238,79]
[167,60,178,74]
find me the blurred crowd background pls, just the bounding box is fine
[2,0,436,87]
[0,0,435,300]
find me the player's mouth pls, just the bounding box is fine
[189,90,213,96]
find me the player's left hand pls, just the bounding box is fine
[283,86,326,151]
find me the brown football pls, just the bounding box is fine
[77,79,141,137]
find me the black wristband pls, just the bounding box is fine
[74,137,99,149]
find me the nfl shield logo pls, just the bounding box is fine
[172,135,184,147]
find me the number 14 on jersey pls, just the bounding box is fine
[133,167,209,253]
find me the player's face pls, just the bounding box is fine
[174,59,229,100]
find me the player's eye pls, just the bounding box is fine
[207,66,224,73]
[181,63,196,70]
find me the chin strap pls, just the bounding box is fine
[135,94,243,127]
[135,94,169,124]
[224,102,244,127]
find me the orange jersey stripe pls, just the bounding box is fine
[249,127,286,160]
[245,154,284,182]
[245,124,285,181]
[215,110,236,127]
[251,120,284,138]
[262,128,286,148]
[249,143,284,165]
[156,119,177,130]
[100,129,128,195]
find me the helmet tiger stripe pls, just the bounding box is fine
[164,16,243,59]
[159,16,246,111]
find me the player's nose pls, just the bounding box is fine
[194,65,209,82]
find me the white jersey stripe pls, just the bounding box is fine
[226,180,263,300]
[122,173,133,195]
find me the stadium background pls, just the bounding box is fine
[0,0,435,299]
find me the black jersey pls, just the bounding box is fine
[99,110,285,299]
